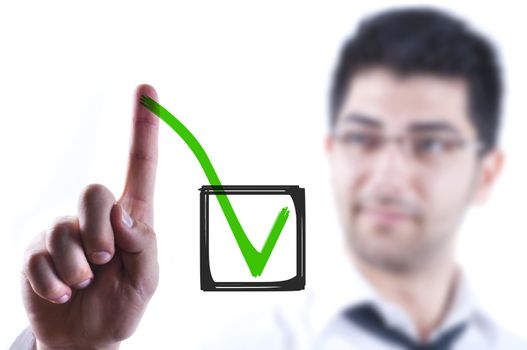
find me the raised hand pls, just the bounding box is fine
[21,84,160,350]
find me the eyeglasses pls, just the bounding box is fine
[332,130,484,169]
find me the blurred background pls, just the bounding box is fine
[1,1,526,348]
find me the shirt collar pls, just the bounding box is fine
[306,258,486,342]
[306,251,376,336]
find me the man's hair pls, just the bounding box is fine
[330,7,503,153]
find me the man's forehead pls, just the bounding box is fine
[336,67,475,136]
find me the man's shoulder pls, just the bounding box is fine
[474,308,527,350]
[492,325,527,350]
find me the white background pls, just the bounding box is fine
[1,1,526,348]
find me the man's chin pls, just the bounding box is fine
[348,227,422,273]
[353,243,418,273]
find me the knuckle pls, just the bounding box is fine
[111,325,136,342]
[50,216,76,235]
[79,183,114,207]
[137,218,155,235]
[46,217,77,248]
[143,225,158,251]
[23,250,47,276]
[129,149,157,164]
[77,184,116,250]
[143,224,156,239]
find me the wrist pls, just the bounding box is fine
[36,340,120,350]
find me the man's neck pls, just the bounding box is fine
[354,250,459,342]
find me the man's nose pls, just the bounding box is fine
[366,141,414,194]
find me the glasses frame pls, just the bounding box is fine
[331,130,486,169]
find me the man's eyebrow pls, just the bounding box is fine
[342,113,382,128]
[342,113,463,136]
[407,121,461,136]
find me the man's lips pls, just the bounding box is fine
[360,207,414,225]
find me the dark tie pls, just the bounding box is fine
[344,304,467,350]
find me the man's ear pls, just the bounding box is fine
[325,134,334,155]
[471,148,505,205]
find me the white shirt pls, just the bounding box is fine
[202,261,527,350]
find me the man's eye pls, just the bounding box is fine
[413,137,456,155]
[340,132,380,149]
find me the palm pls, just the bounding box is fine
[24,247,151,347]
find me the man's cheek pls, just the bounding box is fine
[332,161,356,192]
[427,175,471,227]
[332,166,360,223]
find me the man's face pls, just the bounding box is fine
[327,67,498,273]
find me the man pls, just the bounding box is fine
[11,6,526,350]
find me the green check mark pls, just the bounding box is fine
[140,96,289,277]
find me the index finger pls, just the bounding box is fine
[120,84,159,226]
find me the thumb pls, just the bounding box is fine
[110,203,159,296]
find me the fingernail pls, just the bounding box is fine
[91,251,112,264]
[121,207,133,228]
[53,293,70,304]
[73,278,92,289]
